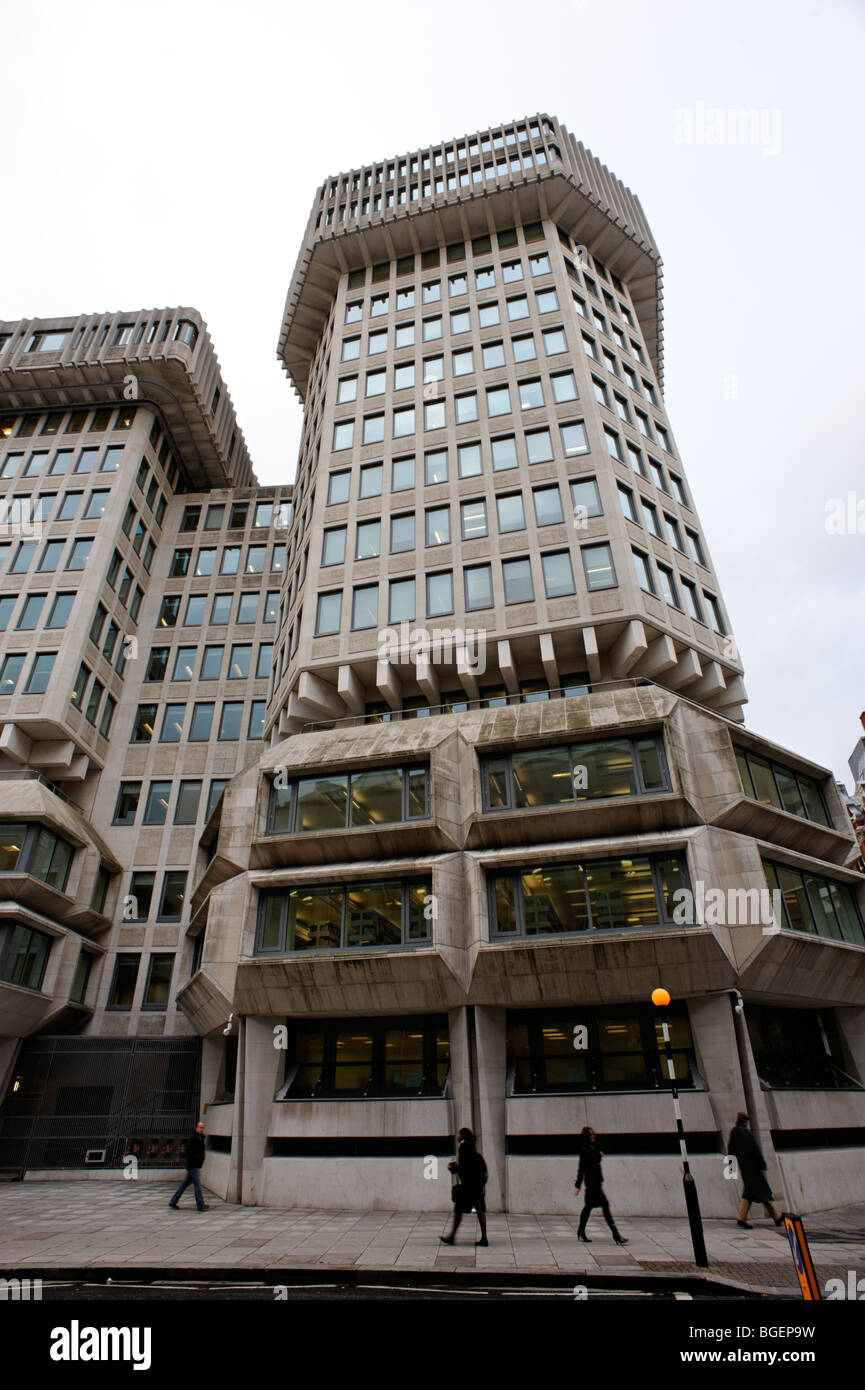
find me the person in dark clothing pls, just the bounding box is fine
[440,1127,488,1246]
[575,1126,627,1245]
[169,1121,209,1211]
[727,1112,782,1228]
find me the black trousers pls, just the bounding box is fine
[578,1184,616,1234]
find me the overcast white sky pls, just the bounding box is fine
[3,0,863,785]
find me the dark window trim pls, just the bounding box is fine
[255,878,433,956]
[266,765,430,836]
[489,851,691,941]
[480,734,670,812]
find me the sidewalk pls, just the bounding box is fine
[1,1182,863,1295]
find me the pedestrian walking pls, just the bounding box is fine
[440,1127,488,1246]
[168,1121,210,1211]
[727,1111,783,1228]
[575,1126,627,1245]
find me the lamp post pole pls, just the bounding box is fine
[653,990,708,1268]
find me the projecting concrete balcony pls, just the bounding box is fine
[738,929,865,1006]
[468,926,735,1009]
[711,796,854,865]
[465,788,699,851]
[232,946,464,1017]
[250,819,459,869]
[0,977,55,1036]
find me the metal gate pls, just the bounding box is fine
[0,1036,201,1171]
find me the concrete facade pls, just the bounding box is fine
[1,114,864,1215]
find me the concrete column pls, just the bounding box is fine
[447,1005,472,1144]
[229,1015,283,1206]
[474,1006,507,1212]
[688,994,747,1215]
[725,997,788,1209]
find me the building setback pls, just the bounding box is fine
[1,114,864,1215]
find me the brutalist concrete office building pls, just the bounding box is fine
[1,114,864,1216]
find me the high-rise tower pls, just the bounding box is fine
[1,118,864,1217]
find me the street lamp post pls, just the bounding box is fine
[652,988,708,1268]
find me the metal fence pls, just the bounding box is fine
[0,1036,201,1172]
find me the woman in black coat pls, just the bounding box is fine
[575,1126,627,1245]
[727,1112,783,1228]
[440,1127,488,1247]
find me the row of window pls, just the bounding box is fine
[0,487,115,525]
[313,545,604,633]
[0,823,76,892]
[340,287,562,361]
[0,443,125,479]
[123,870,188,923]
[334,222,549,277]
[130,698,265,743]
[0,535,94,575]
[483,737,667,810]
[157,589,280,628]
[144,641,273,684]
[343,252,554,323]
[69,661,118,735]
[105,950,176,1010]
[618,485,706,563]
[0,650,62,699]
[336,324,573,401]
[631,548,726,632]
[735,748,830,827]
[178,499,291,533]
[322,143,558,222]
[0,405,137,440]
[0,590,76,633]
[114,778,228,828]
[1,318,198,358]
[268,765,429,835]
[257,879,432,954]
[169,542,286,578]
[248,856,864,953]
[281,1014,448,1099]
[332,373,583,449]
[321,482,588,564]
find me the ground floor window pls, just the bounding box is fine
[747,1005,860,1089]
[279,1014,449,1098]
[506,1003,696,1093]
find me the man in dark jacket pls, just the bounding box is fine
[168,1121,209,1211]
[727,1112,782,1228]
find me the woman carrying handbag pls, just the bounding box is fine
[440,1127,489,1247]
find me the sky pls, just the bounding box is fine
[3,0,863,786]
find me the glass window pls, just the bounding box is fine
[503,557,534,604]
[108,955,140,1009]
[143,780,172,825]
[457,442,481,478]
[390,514,415,553]
[356,519,381,559]
[542,551,575,597]
[159,872,187,920]
[175,780,202,824]
[582,543,617,590]
[461,499,488,539]
[26,652,56,694]
[47,592,74,628]
[160,703,186,743]
[425,506,450,546]
[322,527,347,566]
[560,422,588,456]
[486,386,511,417]
[497,493,526,532]
[465,564,493,610]
[352,584,379,629]
[327,470,350,505]
[512,334,536,362]
[218,702,244,740]
[533,486,564,526]
[315,592,341,635]
[171,646,196,681]
[389,578,415,622]
[392,456,415,491]
[360,463,383,498]
[427,570,453,616]
[184,595,206,626]
[189,702,215,740]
